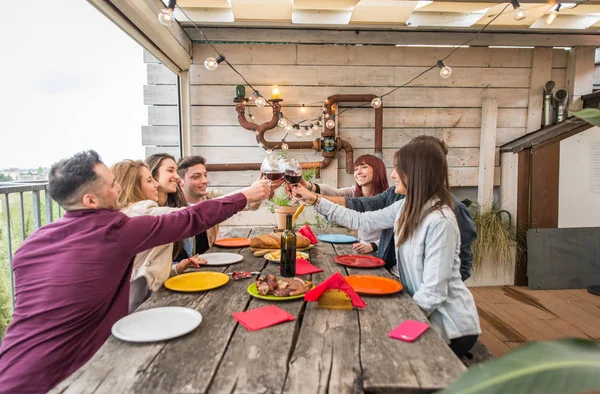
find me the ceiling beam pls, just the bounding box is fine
[109,0,192,71]
[185,27,600,47]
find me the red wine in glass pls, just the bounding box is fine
[263,172,284,182]
[284,171,302,185]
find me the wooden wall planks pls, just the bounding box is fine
[142,43,559,226]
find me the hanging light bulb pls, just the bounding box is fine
[511,0,528,21]
[285,124,294,133]
[281,143,289,151]
[371,97,382,108]
[158,0,177,26]
[258,142,265,149]
[204,55,226,71]
[546,4,561,25]
[254,91,268,107]
[305,127,313,136]
[326,119,336,129]
[437,60,452,79]
[248,112,255,121]
[316,120,322,127]
[294,126,304,138]
[278,117,287,128]
[266,148,273,154]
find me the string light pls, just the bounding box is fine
[254,91,267,107]
[281,143,289,150]
[306,126,313,136]
[266,148,273,154]
[285,124,294,133]
[326,119,336,129]
[511,0,528,21]
[546,4,561,25]
[278,115,288,128]
[437,60,452,79]
[158,0,176,26]
[294,125,304,138]
[371,97,382,108]
[204,55,225,71]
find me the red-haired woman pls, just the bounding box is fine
[299,154,388,254]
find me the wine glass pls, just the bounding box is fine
[283,158,302,203]
[261,154,284,186]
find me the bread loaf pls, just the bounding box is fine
[250,233,310,249]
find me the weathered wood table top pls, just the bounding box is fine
[53,227,465,394]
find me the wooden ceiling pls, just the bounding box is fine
[173,0,600,32]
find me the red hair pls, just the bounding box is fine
[353,154,389,197]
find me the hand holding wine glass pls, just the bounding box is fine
[283,158,303,202]
[261,154,284,187]
[291,183,318,205]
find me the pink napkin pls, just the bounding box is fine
[232,305,295,331]
[278,258,323,275]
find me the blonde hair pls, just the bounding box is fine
[111,160,149,209]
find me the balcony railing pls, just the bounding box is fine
[0,181,62,309]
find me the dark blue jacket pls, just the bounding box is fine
[345,187,477,281]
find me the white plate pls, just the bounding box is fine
[112,307,202,343]
[200,252,244,266]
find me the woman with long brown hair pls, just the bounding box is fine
[297,154,388,254]
[111,159,205,312]
[292,141,481,356]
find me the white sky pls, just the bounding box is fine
[0,0,149,169]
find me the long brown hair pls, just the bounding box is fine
[353,154,389,197]
[395,141,454,246]
[145,153,187,208]
[145,153,187,259]
[111,160,149,209]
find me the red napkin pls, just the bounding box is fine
[298,224,318,244]
[278,258,323,275]
[232,305,295,331]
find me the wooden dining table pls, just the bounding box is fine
[52,227,466,394]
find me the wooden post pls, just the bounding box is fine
[178,70,193,157]
[477,97,498,209]
[566,47,595,111]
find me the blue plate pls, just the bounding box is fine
[317,234,358,244]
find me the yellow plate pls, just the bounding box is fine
[164,272,229,292]
[264,251,310,263]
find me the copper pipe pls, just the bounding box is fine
[337,138,354,174]
[325,94,383,157]
[206,159,332,173]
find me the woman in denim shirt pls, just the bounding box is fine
[293,141,481,356]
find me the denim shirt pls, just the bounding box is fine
[345,187,477,281]
[316,198,481,342]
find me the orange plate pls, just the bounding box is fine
[345,275,403,295]
[214,238,251,248]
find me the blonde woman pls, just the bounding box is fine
[111,160,205,312]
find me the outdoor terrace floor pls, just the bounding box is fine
[472,286,600,358]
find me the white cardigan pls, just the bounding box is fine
[316,197,481,342]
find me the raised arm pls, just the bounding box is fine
[345,187,398,213]
[316,197,401,232]
[118,193,248,255]
[412,217,458,317]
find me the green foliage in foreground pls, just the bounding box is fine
[441,339,600,394]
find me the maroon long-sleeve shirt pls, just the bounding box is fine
[0,193,247,393]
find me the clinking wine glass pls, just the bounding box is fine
[283,158,302,202]
[261,154,284,187]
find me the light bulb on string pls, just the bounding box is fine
[305,127,313,136]
[258,142,265,149]
[294,126,304,138]
[278,117,287,128]
[248,112,255,121]
[326,119,336,129]
[545,4,560,25]
[281,143,289,151]
[371,97,382,108]
[266,148,273,155]
[437,60,452,79]
[285,124,294,133]
[204,55,226,71]
[316,120,322,127]
[254,91,267,107]
[158,0,176,26]
[511,0,528,21]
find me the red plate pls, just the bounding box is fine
[214,238,251,248]
[333,255,385,268]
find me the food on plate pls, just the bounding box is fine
[265,250,309,261]
[250,233,310,249]
[255,275,313,297]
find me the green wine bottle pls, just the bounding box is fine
[280,214,296,277]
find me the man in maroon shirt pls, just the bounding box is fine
[0,151,270,393]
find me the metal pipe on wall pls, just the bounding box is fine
[542,80,555,128]
[553,89,569,123]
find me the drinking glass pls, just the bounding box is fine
[261,154,284,186]
[283,158,302,202]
